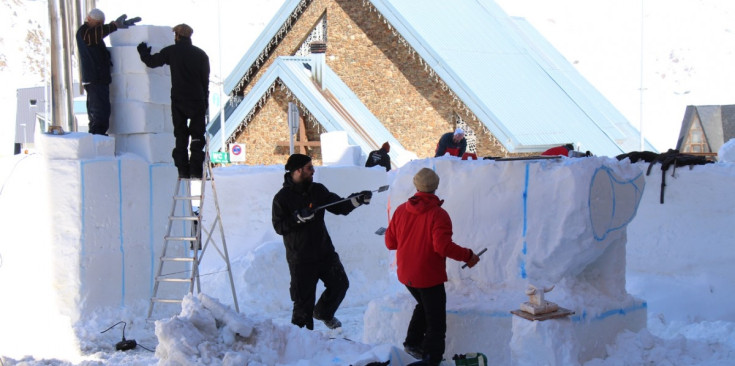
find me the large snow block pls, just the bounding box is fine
[120,160,180,308]
[114,133,174,163]
[365,157,647,365]
[110,46,170,76]
[79,159,125,311]
[37,131,95,160]
[93,134,115,157]
[321,131,361,166]
[109,100,168,134]
[110,73,171,105]
[626,162,735,322]
[109,25,174,47]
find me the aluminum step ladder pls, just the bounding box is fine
[147,146,239,319]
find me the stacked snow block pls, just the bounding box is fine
[34,130,178,323]
[109,25,175,163]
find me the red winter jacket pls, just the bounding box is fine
[385,192,474,288]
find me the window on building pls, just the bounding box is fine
[683,117,708,153]
[295,14,327,56]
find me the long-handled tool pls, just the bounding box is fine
[312,185,389,212]
[462,247,487,268]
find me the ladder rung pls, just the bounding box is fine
[169,216,199,221]
[161,256,195,262]
[174,195,201,200]
[165,236,198,241]
[156,277,192,283]
[151,297,184,304]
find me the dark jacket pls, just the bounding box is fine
[272,173,357,264]
[76,22,118,84]
[139,37,210,102]
[435,132,467,157]
[365,148,391,171]
[385,192,473,288]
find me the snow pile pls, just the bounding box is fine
[154,293,384,366]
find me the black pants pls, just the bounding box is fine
[84,83,110,135]
[405,283,446,365]
[288,255,349,330]
[171,99,206,176]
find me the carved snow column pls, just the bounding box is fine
[310,41,326,90]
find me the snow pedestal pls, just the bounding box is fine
[0,130,178,360]
[363,157,648,365]
[510,316,578,365]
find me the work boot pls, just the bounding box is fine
[313,311,342,329]
[404,344,423,360]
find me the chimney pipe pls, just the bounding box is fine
[309,41,326,89]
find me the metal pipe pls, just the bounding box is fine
[47,0,77,131]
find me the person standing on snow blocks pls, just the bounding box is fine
[385,168,480,366]
[76,9,141,135]
[434,128,467,157]
[365,142,392,171]
[137,24,210,179]
[271,154,373,330]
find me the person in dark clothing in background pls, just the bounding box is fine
[137,24,209,179]
[434,128,467,157]
[272,154,373,330]
[385,168,480,365]
[365,142,392,171]
[76,8,140,135]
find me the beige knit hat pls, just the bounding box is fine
[413,168,440,193]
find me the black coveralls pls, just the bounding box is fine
[272,173,357,329]
[76,21,118,135]
[139,37,209,177]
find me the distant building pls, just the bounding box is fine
[676,105,735,156]
[15,85,87,154]
[210,0,655,166]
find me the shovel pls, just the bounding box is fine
[312,185,389,212]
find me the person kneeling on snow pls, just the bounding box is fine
[384,168,480,365]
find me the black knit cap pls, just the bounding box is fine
[285,153,312,172]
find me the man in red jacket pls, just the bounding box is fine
[385,168,480,365]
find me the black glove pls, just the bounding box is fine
[137,42,151,57]
[349,190,372,207]
[114,14,129,29]
[294,208,314,224]
[124,16,141,27]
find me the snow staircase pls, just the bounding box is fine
[147,142,239,319]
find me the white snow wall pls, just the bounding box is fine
[626,161,735,323]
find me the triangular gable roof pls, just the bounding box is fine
[676,105,735,152]
[220,0,654,157]
[212,56,417,166]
